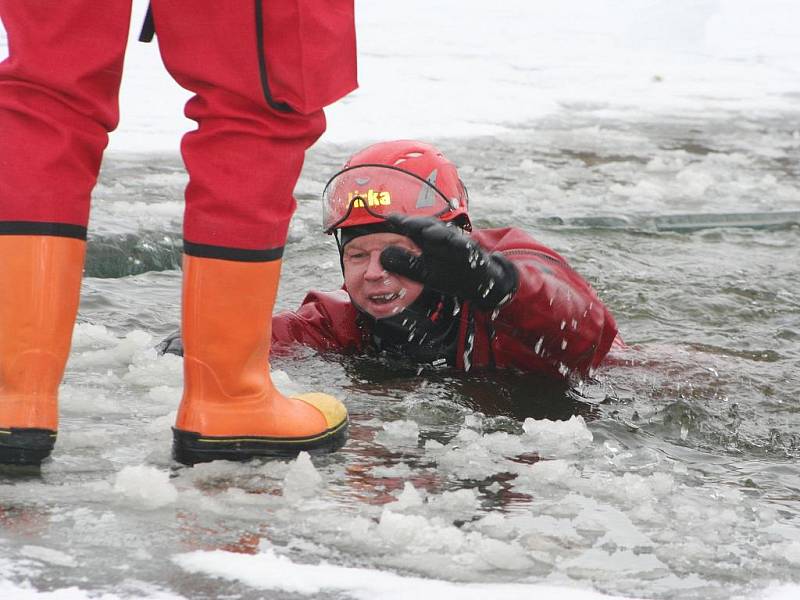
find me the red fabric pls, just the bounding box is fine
[272,227,620,378]
[0,1,130,228]
[0,0,358,251]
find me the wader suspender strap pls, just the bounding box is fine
[139,4,155,42]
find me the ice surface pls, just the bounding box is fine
[175,546,642,600]
[3,1,797,153]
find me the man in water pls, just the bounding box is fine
[163,140,619,379]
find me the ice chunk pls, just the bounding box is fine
[392,482,424,510]
[376,420,420,446]
[561,548,667,580]
[475,538,535,570]
[282,452,322,499]
[72,329,154,370]
[19,545,77,568]
[432,428,529,480]
[428,488,479,514]
[787,542,800,565]
[524,515,583,544]
[113,465,177,509]
[424,439,446,452]
[71,322,118,349]
[579,504,653,549]
[522,415,593,456]
[523,459,580,486]
[376,510,466,552]
[124,347,182,388]
[463,413,483,432]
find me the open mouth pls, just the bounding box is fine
[368,290,405,305]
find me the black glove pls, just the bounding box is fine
[380,215,518,311]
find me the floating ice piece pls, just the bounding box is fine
[376,420,420,446]
[463,413,483,432]
[282,452,322,500]
[576,503,653,549]
[522,415,593,456]
[113,465,177,509]
[519,459,580,488]
[512,514,583,545]
[476,538,535,571]
[788,542,800,565]
[71,322,118,349]
[560,548,668,580]
[19,546,77,568]
[427,488,479,514]
[765,541,800,566]
[393,481,424,510]
[124,348,181,388]
[70,329,154,370]
[377,510,465,553]
[574,471,676,508]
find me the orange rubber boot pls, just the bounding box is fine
[0,236,86,465]
[172,255,348,464]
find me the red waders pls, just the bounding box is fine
[0,0,356,465]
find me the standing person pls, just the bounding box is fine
[162,141,620,380]
[0,2,356,466]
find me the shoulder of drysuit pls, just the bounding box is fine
[271,288,364,353]
[468,226,619,375]
[468,226,566,261]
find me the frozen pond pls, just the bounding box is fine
[1,108,799,599]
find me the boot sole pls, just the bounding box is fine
[0,428,56,466]
[172,419,349,465]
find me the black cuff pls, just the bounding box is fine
[474,253,518,311]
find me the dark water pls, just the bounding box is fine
[1,111,799,599]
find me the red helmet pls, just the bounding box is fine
[322,140,471,233]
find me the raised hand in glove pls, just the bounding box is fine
[380,215,518,311]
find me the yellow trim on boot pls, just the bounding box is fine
[294,393,348,429]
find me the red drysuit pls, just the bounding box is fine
[272,228,620,378]
[0,1,357,257]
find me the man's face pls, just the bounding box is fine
[342,232,424,319]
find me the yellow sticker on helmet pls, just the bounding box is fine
[348,190,391,208]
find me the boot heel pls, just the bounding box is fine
[0,428,57,466]
[172,421,348,465]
